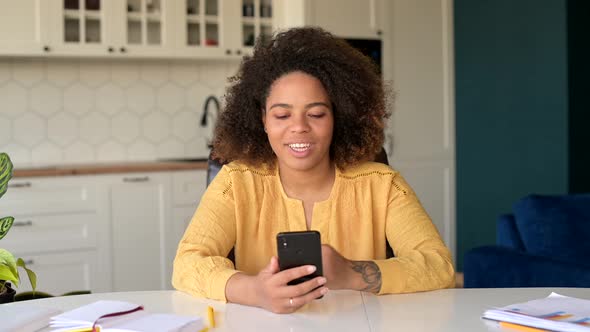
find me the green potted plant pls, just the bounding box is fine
[0,152,36,303]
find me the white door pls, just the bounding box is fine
[109,173,171,291]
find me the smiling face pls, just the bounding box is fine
[263,71,334,174]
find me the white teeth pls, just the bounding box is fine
[288,143,311,151]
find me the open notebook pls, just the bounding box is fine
[483,292,590,332]
[50,300,204,332]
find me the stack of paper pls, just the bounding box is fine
[483,292,590,332]
[50,300,204,332]
[0,305,61,332]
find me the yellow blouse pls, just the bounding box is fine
[172,161,455,301]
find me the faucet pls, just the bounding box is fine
[201,95,220,149]
[201,95,220,127]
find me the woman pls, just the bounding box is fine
[173,27,454,314]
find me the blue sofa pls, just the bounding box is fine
[464,193,590,288]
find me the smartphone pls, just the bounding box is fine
[276,230,323,286]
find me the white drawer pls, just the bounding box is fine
[11,250,105,294]
[172,170,206,206]
[1,212,98,254]
[0,176,98,215]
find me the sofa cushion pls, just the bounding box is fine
[513,194,590,266]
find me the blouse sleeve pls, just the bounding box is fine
[373,173,455,294]
[172,166,239,301]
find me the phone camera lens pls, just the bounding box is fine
[282,239,288,248]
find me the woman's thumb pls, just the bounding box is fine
[261,256,280,274]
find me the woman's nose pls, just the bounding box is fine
[290,115,311,133]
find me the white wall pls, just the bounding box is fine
[385,0,456,262]
[0,58,239,167]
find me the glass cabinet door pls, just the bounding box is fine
[126,0,163,47]
[241,0,272,48]
[185,0,220,48]
[62,0,105,45]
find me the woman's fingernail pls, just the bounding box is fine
[318,277,327,285]
[307,266,316,273]
[321,287,329,295]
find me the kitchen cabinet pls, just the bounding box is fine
[302,0,385,39]
[108,172,172,291]
[0,0,50,56]
[0,168,209,294]
[166,170,207,287]
[9,251,101,295]
[0,175,112,294]
[0,0,281,59]
[44,0,176,57]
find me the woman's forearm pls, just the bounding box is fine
[349,260,382,293]
[225,272,259,306]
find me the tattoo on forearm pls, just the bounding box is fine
[351,261,382,293]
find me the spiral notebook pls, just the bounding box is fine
[50,300,204,332]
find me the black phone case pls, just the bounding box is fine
[276,231,323,286]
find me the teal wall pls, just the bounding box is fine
[454,0,569,270]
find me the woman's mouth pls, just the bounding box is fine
[288,143,312,152]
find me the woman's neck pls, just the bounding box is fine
[278,160,336,200]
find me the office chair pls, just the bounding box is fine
[206,147,394,262]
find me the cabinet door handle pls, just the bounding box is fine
[22,259,34,265]
[369,0,378,32]
[13,220,33,227]
[236,49,242,55]
[123,176,149,183]
[225,49,232,55]
[108,46,115,53]
[120,47,127,53]
[8,182,32,188]
[43,45,51,52]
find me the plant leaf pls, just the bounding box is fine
[0,264,19,286]
[0,216,14,240]
[0,152,14,199]
[0,248,19,283]
[16,258,37,291]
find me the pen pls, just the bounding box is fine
[207,306,216,328]
[499,321,548,332]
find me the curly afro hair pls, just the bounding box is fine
[212,27,390,169]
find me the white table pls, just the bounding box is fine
[4,288,590,331]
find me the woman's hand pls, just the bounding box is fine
[321,244,355,289]
[227,256,328,314]
[321,244,382,293]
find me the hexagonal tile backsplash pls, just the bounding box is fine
[0,58,236,166]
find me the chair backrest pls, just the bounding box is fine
[205,147,395,259]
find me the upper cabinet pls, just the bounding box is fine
[0,0,50,55]
[174,0,277,58]
[0,0,280,59]
[0,0,384,59]
[302,0,385,39]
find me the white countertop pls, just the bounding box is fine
[4,288,590,331]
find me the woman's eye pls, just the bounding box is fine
[309,113,325,118]
[275,114,289,119]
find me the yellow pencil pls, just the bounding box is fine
[63,327,100,332]
[207,306,216,328]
